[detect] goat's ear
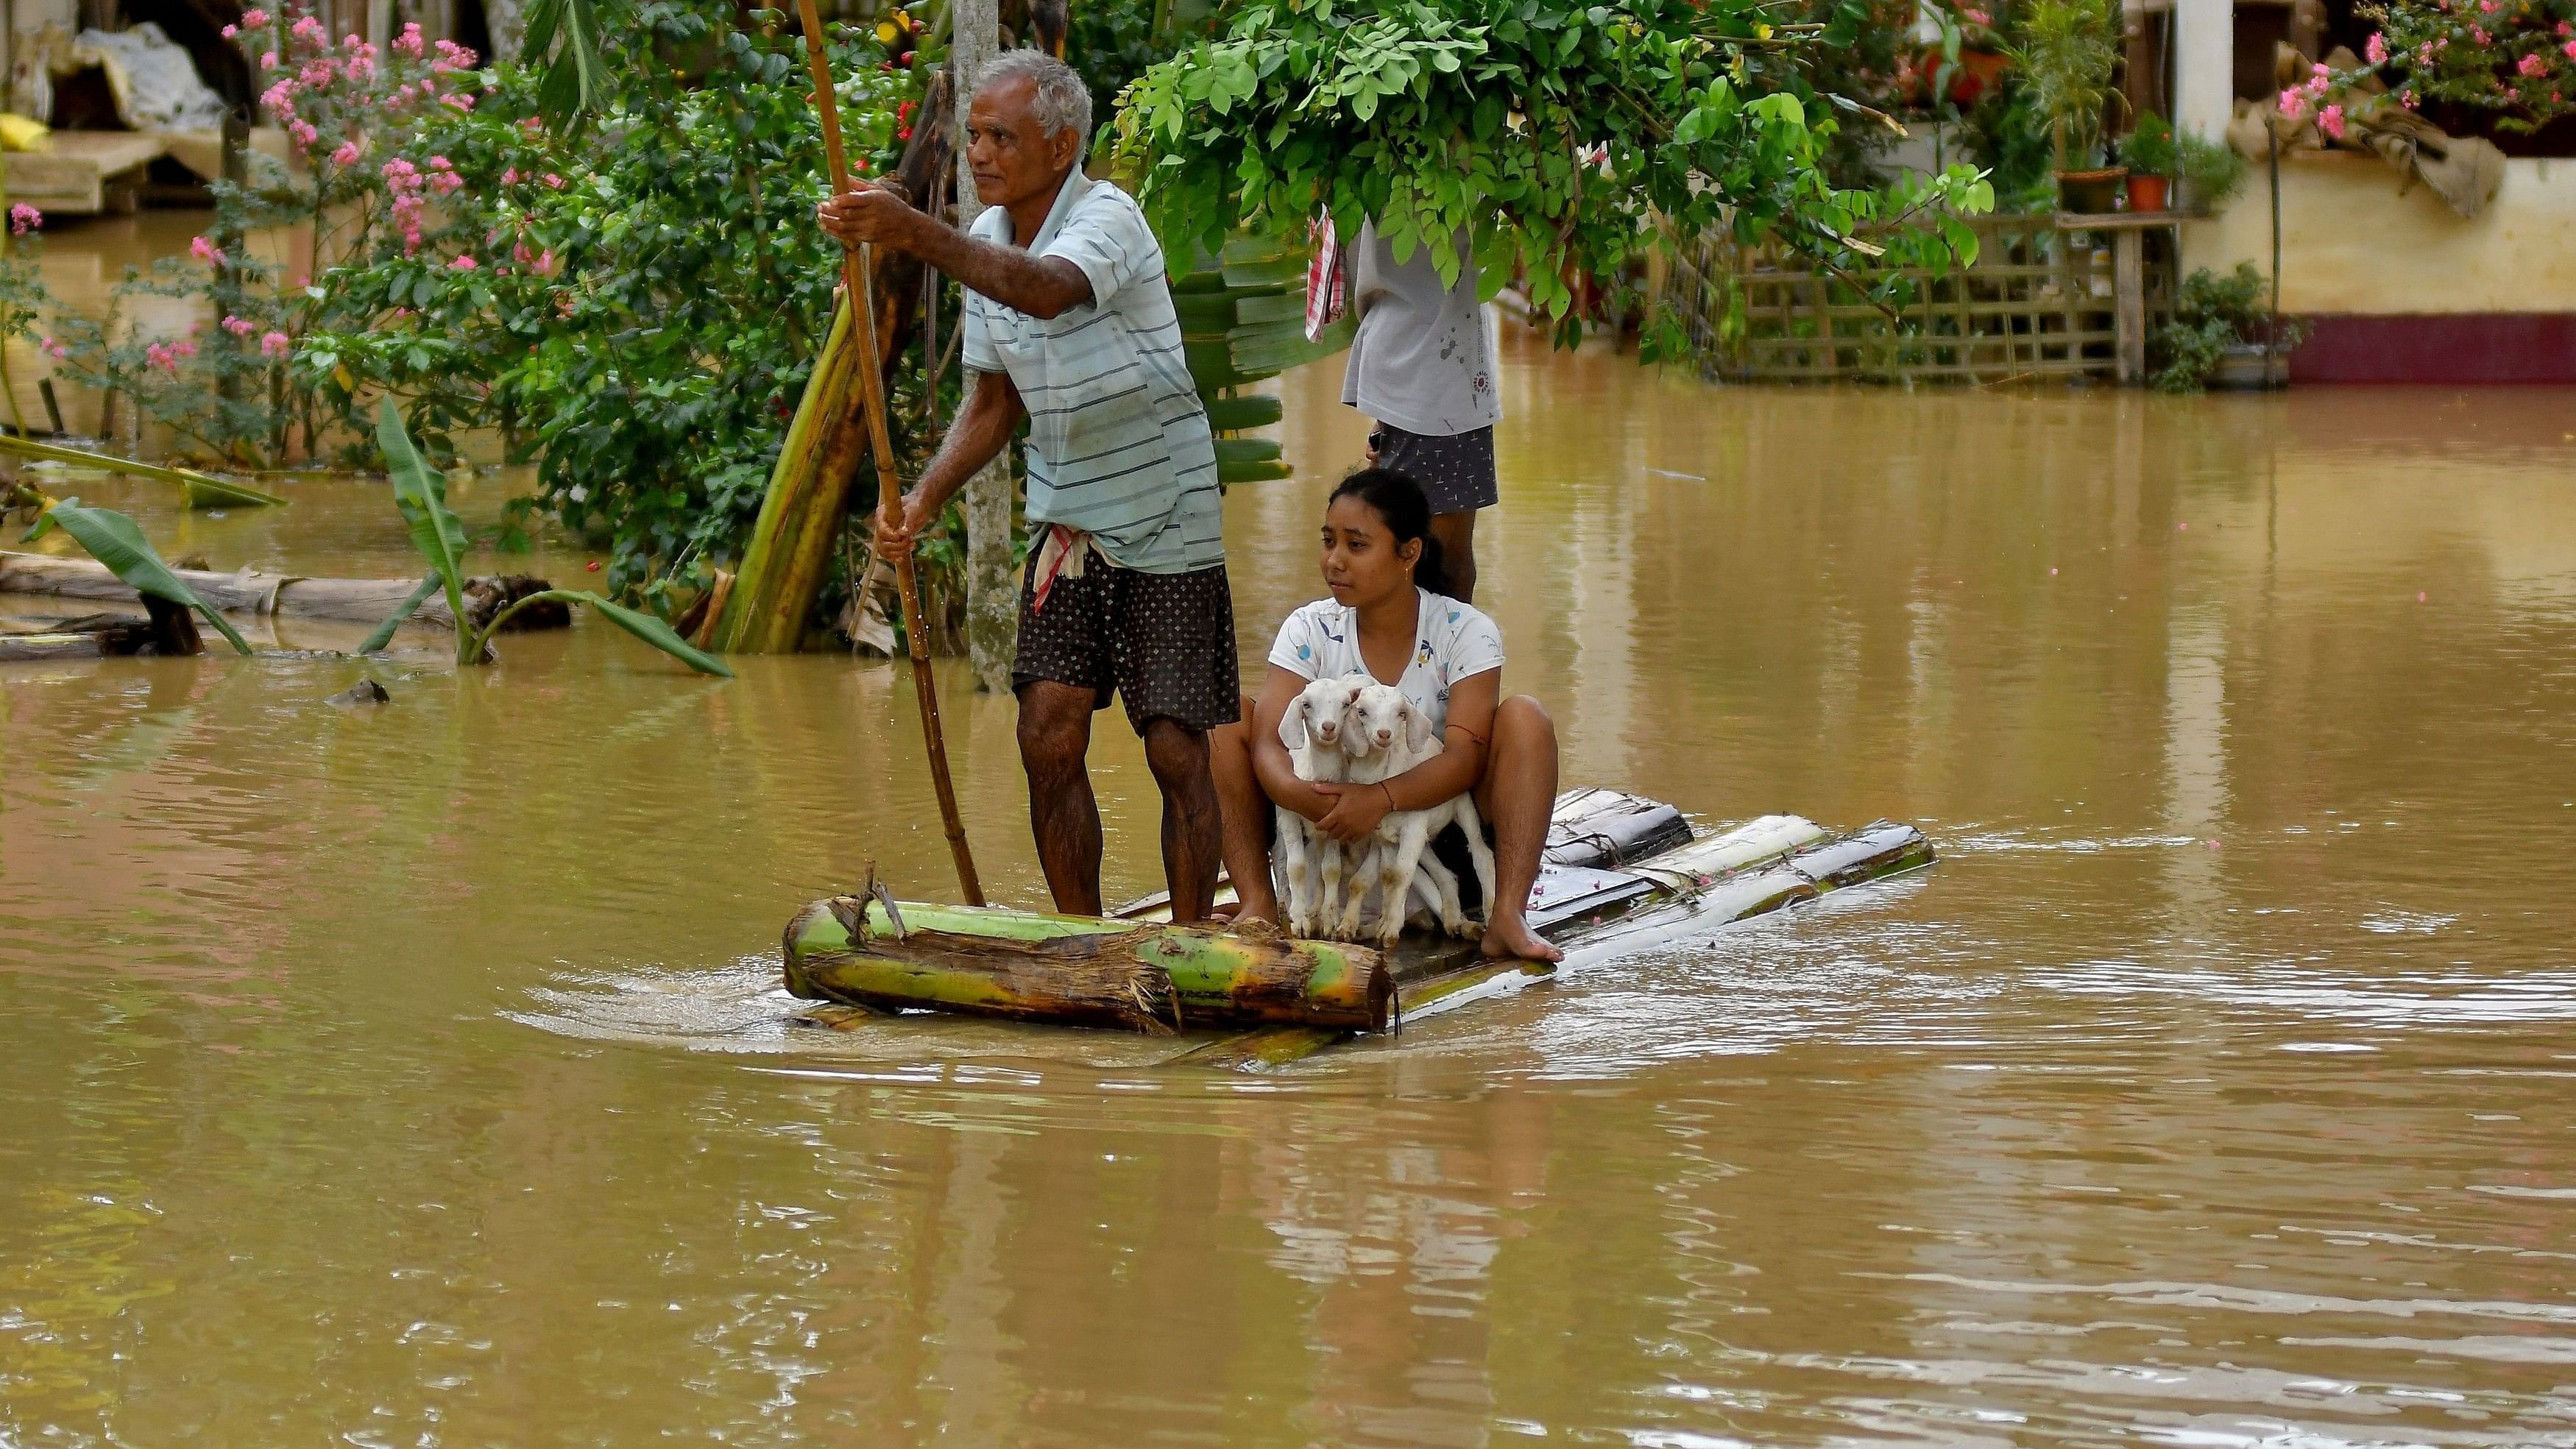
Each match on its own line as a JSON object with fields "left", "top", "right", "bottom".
{"left": 1280, "top": 697, "right": 1309, "bottom": 749}
{"left": 1404, "top": 701, "right": 1434, "bottom": 751}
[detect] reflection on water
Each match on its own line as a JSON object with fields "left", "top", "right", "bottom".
{"left": 6, "top": 310, "right": 2576, "bottom": 1445}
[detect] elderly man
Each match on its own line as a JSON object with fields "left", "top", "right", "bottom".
{"left": 818, "top": 49, "right": 1232, "bottom": 922}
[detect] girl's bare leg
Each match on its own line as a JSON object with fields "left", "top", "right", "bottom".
{"left": 1209, "top": 696, "right": 1280, "bottom": 924}
{"left": 1474, "top": 695, "right": 1564, "bottom": 962}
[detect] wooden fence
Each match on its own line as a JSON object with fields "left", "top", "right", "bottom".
{"left": 1651, "top": 215, "right": 2173, "bottom": 385}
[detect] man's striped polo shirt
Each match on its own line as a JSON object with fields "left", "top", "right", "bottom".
{"left": 960, "top": 171, "right": 1224, "bottom": 575}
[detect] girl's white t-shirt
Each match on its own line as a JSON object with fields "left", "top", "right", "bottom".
{"left": 1267, "top": 588, "right": 1504, "bottom": 734}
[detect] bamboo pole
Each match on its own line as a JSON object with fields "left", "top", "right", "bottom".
{"left": 795, "top": 1, "right": 985, "bottom": 907}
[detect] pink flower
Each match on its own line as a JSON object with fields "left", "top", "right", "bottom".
{"left": 146, "top": 341, "right": 178, "bottom": 373}
{"left": 260, "top": 330, "right": 291, "bottom": 358}
{"left": 173, "top": 339, "right": 198, "bottom": 359}
{"left": 260, "top": 50, "right": 280, "bottom": 69}
{"left": 2472, "top": 27, "right": 2489, "bottom": 44}
{"left": 221, "top": 24, "right": 238, "bottom": 37}
{"left": 222, "top": 313, "right": 256, "bottom": 336}
{"left": 330, "top": 138, "right": 361, "bottom": 166}
{"left": 188, "top": 234, "right": 227, "bottom": 266}
{"left": 534, "top": 248, "right": 556, "bottom": 275}
{"left": 240, "top": 7, "right": 269, "bottom": 24}
{"left": 289, "top": 119, "right": 318, "bottom": 149}
{"left": 450, "top": 254, "right": 478, "bottom": 270}
{"left": 2366, "top": 31, "right": 2388, "bottom": 63}
{"left": 40, "top": 337, "right": 67, "bottom": 360}
{"left": 2318, "top": 102, "right": 2346, "bottom": 138}
{"left": 2277, "top": 90, "right": 2309, "bottom": 120}
{"left": 394, "top": 22, "right": 425, "bottom": 57}
{"left": 2563, "top": 38, "right": 2576, "bottom": 60}
{"left": 1961, "top": 6, "right": 1991, "bottom": 22}
{"left": 8, "top": 202, "right": 38, "bottom": 234}
{"left": 542, "top": 172, "right": 563, "bottom": 189}
{"left": 441, "top": 91, "right": 474, "bottom": 110}
{"left": 290, "top": 15, "right": 324, "bottom": 41}
{"left": 2520, "top": 51, "right": 2549, "bottom": 76}
{"left": 500, "top": 167, "right": 518, "bottom": 185}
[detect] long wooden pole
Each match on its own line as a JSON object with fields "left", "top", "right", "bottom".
{"left": 795, "top": 3, "right": 985, "bottom": 907}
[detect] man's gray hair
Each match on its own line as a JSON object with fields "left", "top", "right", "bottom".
{"left": 977, "top": 50, "right": 1092, "bottom": 146}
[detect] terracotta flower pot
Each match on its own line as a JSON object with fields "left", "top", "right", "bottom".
{"left": 2056, "top": 167, "right": 2128, "bottom": 214}
{"left": 2125, "top": 174, "right": 2171, "bottom": 213}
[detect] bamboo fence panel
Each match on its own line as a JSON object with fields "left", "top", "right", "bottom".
{"left": 1653, "top": 215, "right": 2172, "bottom": 385}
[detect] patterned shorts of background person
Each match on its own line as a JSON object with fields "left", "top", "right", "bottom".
{"left": 1011, "top": 557, "right": 1241, "bottom": 734}
{"left": 1368, "top": 422, "right": 1499, "bottom": 514}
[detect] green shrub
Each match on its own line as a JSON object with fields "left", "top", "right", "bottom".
{"left": 2148, "top": 262, "right": 2305, "bottom": 392}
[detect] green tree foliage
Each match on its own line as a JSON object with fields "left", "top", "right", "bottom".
{"left": 1111, "top": 0, "right": 1991, "bottom": 359}
{"left": 294, "top": 0, "right": 924, "bottom": 600}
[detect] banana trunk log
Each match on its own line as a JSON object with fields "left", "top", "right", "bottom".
{"left": 782, "top": 897, "right": 1393, "bottom": 1033}
{"left": 712, "top": 71, "right": 954, "bottom": 655}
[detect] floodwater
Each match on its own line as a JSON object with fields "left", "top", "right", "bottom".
{"left": 7, "top": 269, "right": 2576, "bottom": 1445}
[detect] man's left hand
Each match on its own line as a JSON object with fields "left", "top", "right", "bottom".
{"left": 817, "top": 181, "right": 918, "bottom": 249}
{"left": 1313, "top": 783, "right": 1393, "bottom": 844}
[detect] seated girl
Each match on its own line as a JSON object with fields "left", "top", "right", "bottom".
{"left": 1211, "top": 469, "right": 1563, "bottom": 961}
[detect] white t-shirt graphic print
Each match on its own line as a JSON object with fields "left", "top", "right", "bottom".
{"left": 1267, "top": 588, "right": 1504, "bottom": 734}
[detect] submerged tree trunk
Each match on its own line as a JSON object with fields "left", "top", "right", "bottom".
{"left": 951, "top": 0, "right": 1019, "bottom": 694}
{"left": 0, "top": 551, "right": 565, "bottom": 634}
{"left": 782, "top": 896, "right": 1394, "bottom": 1032}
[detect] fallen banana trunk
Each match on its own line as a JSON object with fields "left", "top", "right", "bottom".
{"left": 0, "top": 551, "right": 567, "bottom": 634}
{"left": 782, "top": 896, "right": 1393, "bottom": 1033}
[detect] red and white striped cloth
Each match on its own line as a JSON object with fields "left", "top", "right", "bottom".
{"left": 1304, "top": 215, "right": 1346, "bottom": 342}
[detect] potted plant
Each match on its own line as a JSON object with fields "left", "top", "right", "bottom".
{"left": 2119, "top": 111, "right": 2177, "bottom": 212}
{"left": 2175, "top": 130, "right": 2248, "bottom": 213}
{"left": 2007, "top": 0, "right": 2125, "bottom": 212}
{"left": 2149, "top": 263, "right": 2308, "bottom": 392}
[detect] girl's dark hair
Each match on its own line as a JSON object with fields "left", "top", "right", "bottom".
{"left": 1329, "top": 467, "right": 1454, "bottom": 597}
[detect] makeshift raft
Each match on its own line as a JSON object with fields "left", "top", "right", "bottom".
{"left": 782, "top": 790, "right": 1934, "bottom": 1066}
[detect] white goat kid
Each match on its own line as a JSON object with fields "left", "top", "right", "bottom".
{"left": 1336, "top": 683, "right": 1498, "bottom": 945}
{"left": 1275, "top": 674, "right": 1365, "bottom": 936}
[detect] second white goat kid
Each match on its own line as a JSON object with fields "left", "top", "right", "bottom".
{"left": 1275, "top": 674, "right": 1365, "bottom": 936}
{"left": 1334, "top": 681, "right": 1499, "bottom": 945}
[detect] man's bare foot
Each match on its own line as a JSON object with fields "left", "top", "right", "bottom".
{"left": 1479, "top": 911, "right": 1563, "bottom": 963}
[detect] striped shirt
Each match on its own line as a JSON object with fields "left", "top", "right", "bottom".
{"left": 961, "top": 172, "right": 1224, "bottom": 575}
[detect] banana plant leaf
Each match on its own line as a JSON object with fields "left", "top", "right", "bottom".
{"left": 1204, "top": 394, "right": 1283, "bottom": 431}
{"left": 0, "top": 433, "right": 286, "bottom": 507}
{"left": 376, "top": 400, "right": 473, "bottom": 662}
{"left": 472, "top": 588, "right": 734, "bottom": 678}
{"left": 356, "top": 573, "right": 445, "bottom": 653}
{"left": 1214, "top": 438, "right": 1281, "bottom": 468}
{"left": 1231, "top": 312, "right": 1354, "bottom": 378}
{"left": 22, "top": 497, "right": 252, "bottom": 654}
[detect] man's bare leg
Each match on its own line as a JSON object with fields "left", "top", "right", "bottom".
{"left": 1429, "top": 510, "right": 1479, "bottom": 603}
{"left": 1473, "top": 695, "right": 1563, "bottom": 961}
{"left": 1141, "top": 716, "right": 1222, "bottom": 923}
{"left": 1208, "top": 697, "right": 1279, "bottom": 924}
{"left": 1017, "top": 679, "right": 1103, "bottom": 915}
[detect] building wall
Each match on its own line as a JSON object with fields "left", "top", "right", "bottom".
{"left": 2181, "top": 152, "right": 2576, "bottom": 380}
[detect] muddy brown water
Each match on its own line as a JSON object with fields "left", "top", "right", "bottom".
{"left": 7, "top": 283, "right": 2576, "bottom": 1444}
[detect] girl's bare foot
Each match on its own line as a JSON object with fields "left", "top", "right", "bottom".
{"left": 1479, "top": 910, "right": 1563, "bottom": 963}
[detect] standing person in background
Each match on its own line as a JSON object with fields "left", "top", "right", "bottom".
{"left": 1341, "top": 220, "right": 1501, "bottom": 602}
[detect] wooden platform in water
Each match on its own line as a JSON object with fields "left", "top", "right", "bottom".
{"left": 4, "top": 131, "right": 167, "bottom": 215}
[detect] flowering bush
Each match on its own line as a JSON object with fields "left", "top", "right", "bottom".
{"left": 2340, "top": 0, "right": 2576, "bottom": 132}
{"left": 45, "top": 6, "right": 486, "bottom": 464}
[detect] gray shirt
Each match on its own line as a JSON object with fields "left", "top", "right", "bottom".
{"left": 1338, "top": 221, "right": 1501, "bottom": 437}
